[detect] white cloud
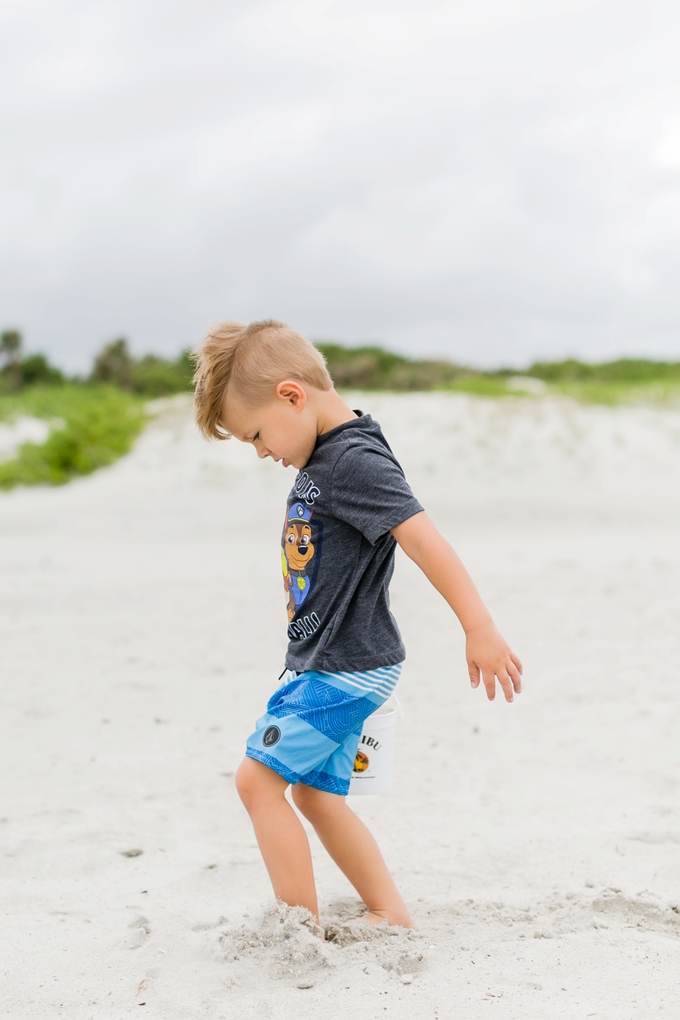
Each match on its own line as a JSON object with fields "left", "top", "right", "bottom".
{"left": 1, "top": 0, "right": 679, "bottom": 369}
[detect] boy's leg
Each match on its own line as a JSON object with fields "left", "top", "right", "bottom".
{"left": 235, "top": 757, "right": 319, "bottom": 923}
{"left": 291, "top": 783, "right": 414, "bottom": 928}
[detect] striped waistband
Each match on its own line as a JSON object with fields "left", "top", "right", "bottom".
{"left": 290, "top": 662, "right": 403, "bottom": 700}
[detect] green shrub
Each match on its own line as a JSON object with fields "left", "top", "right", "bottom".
{"left": 89, "top": 338, "right": 194, "bottom": 396}
{"left": 131, "top": 350, "right": 194, "bottom": 396}
{"left": 316, "top": 342, "right": 680, "bottom": 403}
{"left": 316, "top": 343, "right": 463, "bottom": 391}
{"left": 526, "top": 357, "right": 680, "bottom": 385}
{"left": 18, "top": 353, "right": 65, "bottom": 387}
{"left": 91, "top": 338, "right": 135, "bottom": 387}
{"left": 0, "top": 385, "right": 146, "bottom": 489}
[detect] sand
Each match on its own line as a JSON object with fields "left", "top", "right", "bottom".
{"left": 1, "top": 392, "right": 679, "bottom": 1019}
{"left": 0, "top": 415, "right": 51, "bottom": 461}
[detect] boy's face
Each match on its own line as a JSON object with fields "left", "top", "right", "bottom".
{"left": 222, "top": 383, "right": 317, "bottom": 470}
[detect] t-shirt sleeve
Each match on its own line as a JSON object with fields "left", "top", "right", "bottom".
{"left": 330, "top": 444, "right": 424, "bottom": 544}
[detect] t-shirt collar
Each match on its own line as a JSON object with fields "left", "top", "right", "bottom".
{"left": 315, "top": 411, "right": 371, "bottom": 447}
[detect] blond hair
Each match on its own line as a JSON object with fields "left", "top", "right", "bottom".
{"left": 192, "top": 319, "right": 332, "bottom": 439}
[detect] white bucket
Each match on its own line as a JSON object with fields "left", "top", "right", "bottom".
{"left": 348, "top": 700, "right": 398, "bottom": 796}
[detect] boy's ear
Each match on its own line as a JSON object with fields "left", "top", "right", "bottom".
{"left": 275, "top": 380, "right": 307, "bottom": 408}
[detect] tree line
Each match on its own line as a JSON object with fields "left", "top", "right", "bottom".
{"left": 0, "top": 331, "right": 193, "bottom": 396}
{"left": 2, "top": 328, "right": 680, "bottom": 396}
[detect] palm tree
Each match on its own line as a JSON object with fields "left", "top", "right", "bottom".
{"left": 0, "top": 329, "right": 22, "bottom": 366}
{"left": 0, "top": 329, "right": 22, "bottom": 390}
{"left": 91, "top": 337, "right": 134, "bottom": 388}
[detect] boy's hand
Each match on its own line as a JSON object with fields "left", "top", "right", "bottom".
{"left": 391, "top": 513, "right": 523, "bottom": 702}
{"left": 465, "top": 619, "right": 523, "bottom": 703}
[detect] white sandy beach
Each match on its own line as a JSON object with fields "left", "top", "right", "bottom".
{"left": 1, "top": 392, "right": 680, "bottom": 1020}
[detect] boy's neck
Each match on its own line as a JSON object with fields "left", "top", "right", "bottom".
{"left": 314, "top": 388, "right": 360, "bottom": 437}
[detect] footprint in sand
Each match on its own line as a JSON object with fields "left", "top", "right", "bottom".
{"left": 126, "top": 915, "right": 151, "bottom": 950}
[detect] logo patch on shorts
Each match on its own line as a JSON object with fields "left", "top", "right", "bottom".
{"left": 263, "top": 725, "right": 281, "bottom": 748}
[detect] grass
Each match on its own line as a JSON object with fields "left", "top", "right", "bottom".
{"left": 0, "top": 384, "right": 147, "bottom": 490}
{"left": 439, "top": 375, "right": 519, "bottom": 398}
{"left": 440, "top": 375, "right": 680, "bottom": 405}
{"left": 539, "top": 379, "right": 680, "bottom": 406}
{"left": 1, "top": 345, "right": 679, "bottom": 493}
{"left": 521, "top": 357, "right": 680, "bottom": 406}
{"left": 317, "top": 344, "right": 680, "bottom": 406}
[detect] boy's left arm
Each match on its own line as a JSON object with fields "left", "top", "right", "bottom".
{"left": 391, "top": 511, "right": 522, "bottom": 702}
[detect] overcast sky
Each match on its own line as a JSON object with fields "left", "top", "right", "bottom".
{"left": 2, "top": 0, "right": 680, "bottom": 370}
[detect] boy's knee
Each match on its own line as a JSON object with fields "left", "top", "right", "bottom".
{"left": 234, "top": 759, "right": 255, "bottom": 807}
{"left": 235, "top": 757, "right": 285, "bottom": 811}
{"left": 291, "top": 783, "right": 343, "bottom": 821}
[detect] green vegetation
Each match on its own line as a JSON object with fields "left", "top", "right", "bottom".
{"left": 523, "top": 356, "right": 680, "bottom": 384}
{"left": 1, "top": 324, "right": 679, "bottom": 493}
{"left": 520, "top": 357, "right": 680, "bottom": 406}
{"left": 0, "top": 385, "right": 147, "bottom": 489}
{"left": 2, "top": 329, "right": 65, "bottom": 390}
{"left": 1, "top": 331, "right": 192, "bottom": 398}
{"left": 317, "top": 342, "right": 523, "bottom": 396}
{"left": 315, "top": 343, "right": 462, "bottom": 391}
{"left": 317, "top": 343, "right": 680, "bottom": 405}
{"left": 90, "top": 338, "right": 193, "bottom": 396}
{"left": 0, "top": 331, "right": 191, "bottom": 491}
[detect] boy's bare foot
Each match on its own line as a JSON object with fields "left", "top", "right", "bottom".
{"left": 354, "top": 909, "right": 416, "bottom": 929}
{"left": 358, "top": 911, "right": 388, "bottom": 926}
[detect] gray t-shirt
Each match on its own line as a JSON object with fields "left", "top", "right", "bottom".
{"left": 282, "top": 413, "right": 423, "bottom": 673}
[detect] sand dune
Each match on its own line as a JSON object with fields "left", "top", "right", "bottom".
{"left": 0, "top": 415, "right": 51, "bottom": 461}
{"left": 1, "top": 393, "right": 679, "bottom": 1019}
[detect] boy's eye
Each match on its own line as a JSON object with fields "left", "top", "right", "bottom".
{"left": 252, "top": 432, "right": 260, "bottom": 442}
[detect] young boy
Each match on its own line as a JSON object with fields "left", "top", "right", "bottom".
{"left": 193, "top": 319, "right": 522, "bottom": 930}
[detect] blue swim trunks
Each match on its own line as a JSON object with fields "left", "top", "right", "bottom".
{"left": 245, "top": 664, "right": 403, "bottom": 796}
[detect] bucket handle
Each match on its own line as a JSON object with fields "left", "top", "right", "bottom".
{"left": 392, "top": 693, "right": 405, "bottom": 720}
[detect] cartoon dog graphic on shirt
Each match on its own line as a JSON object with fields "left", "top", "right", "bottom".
{"left": 282, "top": 502, "right": 316, "bottom": 623}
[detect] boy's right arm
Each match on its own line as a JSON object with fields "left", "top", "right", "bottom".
{"left": 391, "top": 511, "right": 523, "bottom": 702}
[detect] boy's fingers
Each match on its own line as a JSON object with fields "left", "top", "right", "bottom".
{"left": 510, "top": 652, "right": 523, "bottom": 674}
{"left": 508, "top": 662, "right": 522, "bottom": 693}
{"left": 468, "top": 662, "right": 481, "bottom": 688}
{"left": 497, "top": 669, "right": 514, "bottom": 703}
{"left": 482, "top": 668, "right": 496, "bottom": 700}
